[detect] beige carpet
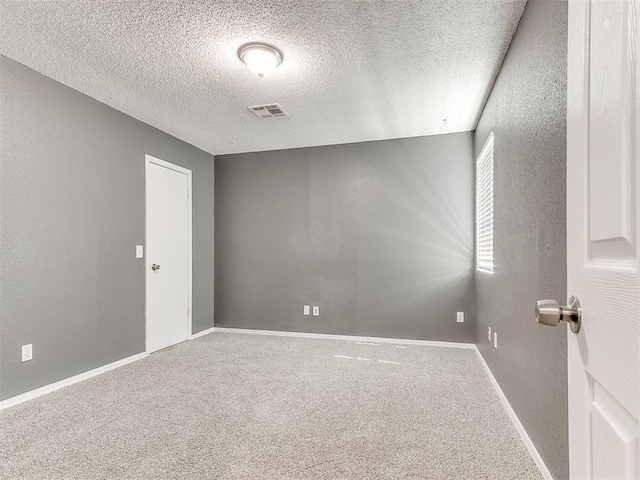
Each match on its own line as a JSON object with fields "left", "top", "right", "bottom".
{"left": 0, "top": 332, "right": 542, "bottom": 479}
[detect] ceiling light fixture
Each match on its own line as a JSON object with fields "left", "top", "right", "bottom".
{"left": 237, "top": 42, "right": 283, "bottom": 78}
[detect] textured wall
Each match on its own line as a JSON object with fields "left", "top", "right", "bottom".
{"left": 474, "top": 0, "right": 568, "bottom": 478}
{"left": 215, "top": 133, "right": 475, "bottom": 341}
{"left": 0, "top": 56, "right": 215, "bottom": 401}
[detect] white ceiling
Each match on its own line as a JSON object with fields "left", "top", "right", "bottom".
{"left": 0, "top": 1, "right": 526, "bottom": 156}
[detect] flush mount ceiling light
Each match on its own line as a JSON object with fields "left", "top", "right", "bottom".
{"left": 237, "top": 42, "right": 284, "bottom": 78}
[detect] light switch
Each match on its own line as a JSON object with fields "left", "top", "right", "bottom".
{"left": 312, "top": 306, "right": 319, "bottom": 317}
{"left": 303, "top": 305, "right": 310, "bottom": 316}
{"left": 136, "top": 245, "right": 144, "bottom": 258}
{"left": 456, "top": 312, "right": 464, "bottom": 323}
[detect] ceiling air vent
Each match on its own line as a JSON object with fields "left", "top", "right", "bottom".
{"left": 249, "top": 103, "right": 288, "bottom": 119}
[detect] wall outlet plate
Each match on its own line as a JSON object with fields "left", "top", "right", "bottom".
{"left": 487, "top": 326, "right": 492, "bottom": 341}
{"left": 456, "top": 312, "right": 464, "bottom": 323}
{"left": 22, "top": 344, "right": 33, "bottom": 362}
{"left": 136, "top": 245, "right": 144, "bottom": 258}
{"left": 303, "top": 305, "right": 310, "bottom": 316}
{"left": 493, "top": 332, "right": 498, "bottom": 349}
{"left": 312, "top": 306, "right": 319, "bottom": 316}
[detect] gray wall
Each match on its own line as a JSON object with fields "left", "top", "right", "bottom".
{"left": 215, "top": 133, "right": 475, "bottom": 342}
{"left": 0, "top": 56, "right": 215, "bottom": 401}
{"left": 474, "top": 0, "right": 568, "bottom": 478}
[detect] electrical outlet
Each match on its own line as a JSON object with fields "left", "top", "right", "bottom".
{"left": 136, "top": 245, "right": 144, "bottom": 258}
{"left": 303, "top": 305, "right": 310, "bottom": 316}
{"left": 312, "top": 306, "right": 320, "bottom": 317}
{"left": 22, "top": 344, "right": 33, "bottom": 362}
{"left": 456, "top": 312, "right": 464, "bottom": 323}
{"left": 493, "top": 332, "right": 498, "bottom": 349}
{"left": 487, "top": 326, "right": 492, "bottom": 341}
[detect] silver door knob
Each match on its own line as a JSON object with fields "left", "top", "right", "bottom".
{"left": 536, "top": 296, "right": 581, "bottom": 334}
{"left": 151, "top": 264, "right": 161, "bottom": 271}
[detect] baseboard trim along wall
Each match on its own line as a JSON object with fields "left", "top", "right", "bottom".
{"left": 0, "top": 352, "right": 149, "bottom": 412}
{"left": 189, "top": 327, "right": 215, "bottom": 340}
{"left": 1, "top": 326, "right": 220, "bottom": 411}
{"left": 212, "top": 327, "right": 476, "bottom": 349}
{"left": 473, "top": 348, "right": 553, "bottom": 480}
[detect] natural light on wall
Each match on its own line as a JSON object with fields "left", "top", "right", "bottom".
{"left": 476, "top": 132, "right": 494, "bottom": 273}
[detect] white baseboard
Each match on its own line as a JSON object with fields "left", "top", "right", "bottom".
{"left": 2, "top": 325, "right": 214, "bottom": 412}
{"left": 0, "top": 352, "right": 149, "bottom": 412}
{"left": 189, "top": 327, "right": 215, "bottom": 340}
{"left": 212, "top": 327, "right": 476, "bottom": 349}
{"left": 473, "top": 346, "right": 553, "bottom": 480}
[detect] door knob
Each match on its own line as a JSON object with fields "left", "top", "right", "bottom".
{"left": 151, "top": 264, "right": 161, "bottom": 271}
{"left": 536, "top": 296, "right": 581, "bottom": 334}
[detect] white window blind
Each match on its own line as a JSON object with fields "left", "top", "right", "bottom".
{"left": 476, "top": 133, "right": 494, "bottom": 273}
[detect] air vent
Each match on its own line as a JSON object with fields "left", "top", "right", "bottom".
{"left": 249, "top": 103, "right": 288, "bottom": 119}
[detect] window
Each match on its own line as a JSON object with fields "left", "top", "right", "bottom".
{"left": 476, "top": 132, "right": 494, "bottom": 273}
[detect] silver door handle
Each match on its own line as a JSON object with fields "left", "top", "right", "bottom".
{"left": 151, "top": 264, "right": 161, "bottom": 271}
{"left": 536, "top": 295, "right": 581, "bottom": 334}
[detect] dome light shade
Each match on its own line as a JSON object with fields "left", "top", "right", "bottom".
{"left": 237, "top": 42, "right": 283, "bottom": 78}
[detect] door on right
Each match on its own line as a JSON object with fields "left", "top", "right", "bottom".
{"left": 567, "top": 0, "right": 639, "bottom": 478}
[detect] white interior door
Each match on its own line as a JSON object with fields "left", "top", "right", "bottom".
{"left": 567, "top": 0, "right": 640, "bottom": 478}
{"left": 145, "top": 155, "right": 192, "bottom": 353}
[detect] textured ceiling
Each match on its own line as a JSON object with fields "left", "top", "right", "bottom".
{"left": 0, "top": 1, "right": 526, "bottom": 156}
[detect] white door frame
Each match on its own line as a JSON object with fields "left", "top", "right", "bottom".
{"left": 145, "top": 154, "right": 193, "bottom": 352}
